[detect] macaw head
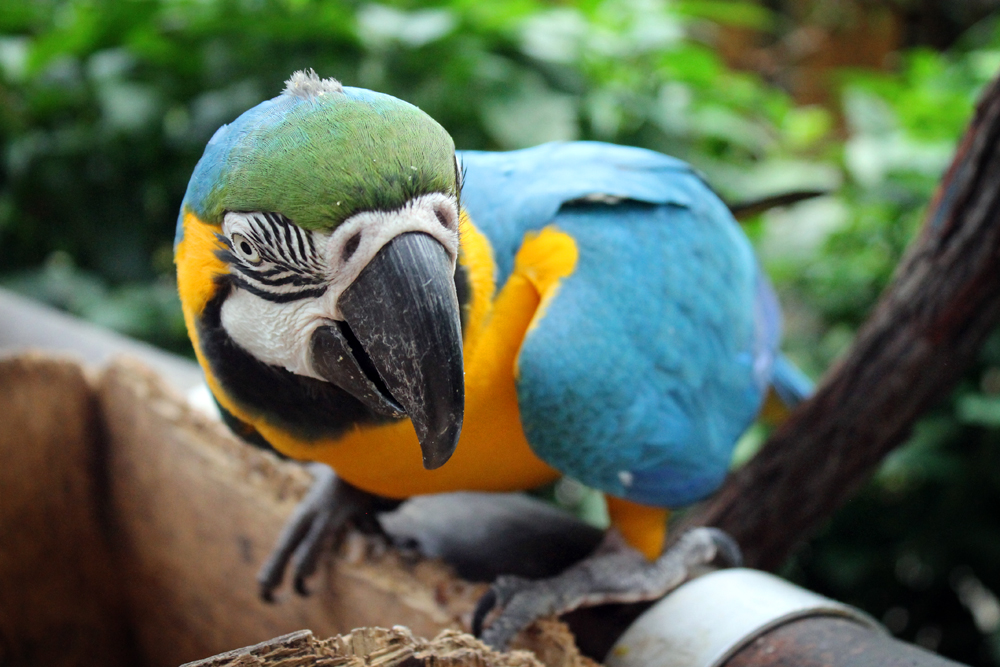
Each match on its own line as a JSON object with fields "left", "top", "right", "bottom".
{"left": 176, "top": 70, "right": 464, "bottom": 470}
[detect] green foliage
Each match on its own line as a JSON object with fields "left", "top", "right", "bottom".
{"left": 0, "top": 0, "right": 822, "bottom": 351}
{"left": 762, "top": 24, "right": 1000, "bottom": 666}
{"left": 4, "top": 1, "right": 1000, "bottom": 664}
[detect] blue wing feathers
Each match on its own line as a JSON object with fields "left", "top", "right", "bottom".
{"left": 461, "top": 142, "right": 785, "bottom": 507}
{"left": 513, "top": 202, "right": 763, "bottom": 506}
{"left": 459, "top": 142, "right": 698, "bottom": 286}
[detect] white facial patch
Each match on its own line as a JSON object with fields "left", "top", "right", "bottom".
{"left": 221, "top": 291, "right": 330, "bottom": 380}
{"left": 218, "top": 192, "right": 460, "bottom": 381}
{"left": 313, "top": 191, "right": 460, "bottom": 320}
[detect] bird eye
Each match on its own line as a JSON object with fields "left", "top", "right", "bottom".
{"left": 231, "top": 232, "right": 261, "bottom": 264}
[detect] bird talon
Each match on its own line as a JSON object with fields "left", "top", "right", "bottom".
{"left": 254, "top": 465, "right": 399, "bottom": 602}
{"left": 473, "top": 527, "right": 745, "bottom": 650}
{"left": 472, "top": 575, "right": 535, "bottom": 640}
{"left": 293, "top": 575, "right": 312, "bottom": 597}
{"left": 673, "top": 526, "right": 743, "bottom": 570}
{"left": 471, "top": 588, "right": 498, "bottom": 637}
{"left": 704, "top": 527, "right": 743, "bottom": 568}
{"left": 474, "top": 576, "right": 561, "bottom": 649}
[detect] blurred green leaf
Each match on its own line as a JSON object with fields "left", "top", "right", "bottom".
{"left": 674, "top": 0, "right": 774, "bottom": 30}
{"left": 958, "top": 395, "right": 1000, "bottom": 428}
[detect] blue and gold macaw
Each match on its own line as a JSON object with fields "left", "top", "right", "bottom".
{"left": 175, "top": 71, "right": 810, "bottom": 648}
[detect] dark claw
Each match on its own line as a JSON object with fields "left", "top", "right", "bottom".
{"left": 257, "top": 463, "right": 337, "bottom": 602}
{"left": 703, "top": 527, "right": 743, "bottom": 568}
{"left": 290, "top": 501, "right": 342, "bottom": 596}
{"left": 472, "top": 575, "right": 537, "bottom": 640}
{"left": 471, "top": 588, "right": 498, "bottom": 637}
{"left": 256, "top": 463, "right": 400, "bottom": 602}
{"left": 473, "top": 526, "right": 744, "bottom": 650}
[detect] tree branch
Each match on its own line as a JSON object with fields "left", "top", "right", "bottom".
{"left": 681, "top": 75, "right": 1000, "bottom": 570}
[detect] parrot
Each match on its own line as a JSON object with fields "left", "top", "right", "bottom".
{"left": 174, "top": 70, "right": 812, "bottom": 649}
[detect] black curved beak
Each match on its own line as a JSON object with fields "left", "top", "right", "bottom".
{"left": 310, "top": 232, "right": 464, "bottom": 470}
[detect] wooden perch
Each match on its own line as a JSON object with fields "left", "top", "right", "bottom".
{"left": 682, "top": 75, "right": 1000, "bottom": 570}
{"left": 0, "top": 354, "right": 597, "bottom": 667}
{"left": 97, "top": 356, "right": 483, "bottom": 664}
{"left": 0, "top": 355, "right": 134, "bottom": 667}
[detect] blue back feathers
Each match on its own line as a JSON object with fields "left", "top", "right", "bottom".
{"left": 460, "top": 142, "right": 780, "bottom": 507}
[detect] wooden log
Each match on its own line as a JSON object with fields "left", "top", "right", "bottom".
{"left": 96, "top": 356, "right": 596, "bottom": 667}
{"left": 97, "top": 357, "right": 483, "bottom": 666}
{"left": 0, "top": 349, "right": 595, "bottom": 667}
{"left": 0, "top": 355, "right": 134, "bottom": 667}
{"left": 680, "top": 75, "right": 1000, "bottom": 569}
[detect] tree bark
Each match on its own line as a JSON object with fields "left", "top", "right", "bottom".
{"left": 680, "top": 75, "right": 1000, "bottom": 570}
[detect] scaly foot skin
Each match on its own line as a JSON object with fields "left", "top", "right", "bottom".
{"left": 257, "top": 462, "right": 401, "bottom": 601}
{"left": 472, "top": 527, "right": 742, "bottom": 650}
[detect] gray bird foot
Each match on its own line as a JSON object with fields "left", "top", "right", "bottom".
{"left": 257, "top": 463, "right": 400, "bottom": 602}
{"left": 472, "top": 526, "right": 742, "bottom": 650}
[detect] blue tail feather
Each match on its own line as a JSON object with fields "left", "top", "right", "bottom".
{"left": 771, "top": 354, "right": 813, "bottom": 408}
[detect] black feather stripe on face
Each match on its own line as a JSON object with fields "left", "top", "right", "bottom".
{"left": 215, "top": 211, "right": 328, "bottom": 303}
{"left": 203, "top": 242, "right": 474, "bottom": 440}
{"left": 228, "top": 274, "right": 328, "bottom": 303}
{"left": 200, "top": 277, "right": 395, "bottom": 441}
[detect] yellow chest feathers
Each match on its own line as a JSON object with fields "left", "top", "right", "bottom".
{"left": 176, "top": 211, "right": 578, "bottom": 498}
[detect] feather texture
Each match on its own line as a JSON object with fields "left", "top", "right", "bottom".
{"left": 460, "top": 143, "right": 776, "bottom": 506}
{"left": 176, "top": 85, "right": 456, "bottom": 246}
{"left": 175, "top": 85, "right": 798, "bottom": 556}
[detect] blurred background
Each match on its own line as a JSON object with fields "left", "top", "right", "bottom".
{"left": 2, "top": 0, "right": 1000, "bottom": 663}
